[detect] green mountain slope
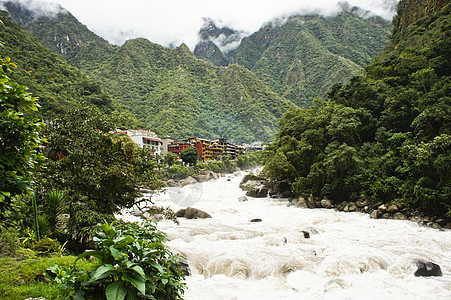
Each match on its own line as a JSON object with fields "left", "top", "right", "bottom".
{"left": 2, "top": 1, "right": 295, "bottom": 142}
{"left": 231, "top": 8, "right": 392, "bottom": 107}
{"left": 89, "top": 40, "right": 294, "bottom": 142}
{"left": 263, "top": 0, "right": 450, "bottom": 216}
{"left": 0, "top": 10, "right": 112, "bottom": 117}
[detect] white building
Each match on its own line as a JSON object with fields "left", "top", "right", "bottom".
{"left": 117, "top": 129, "right": 163, "bottom": 155}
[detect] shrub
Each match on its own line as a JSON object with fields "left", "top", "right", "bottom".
{"left": 47, "top": 221, "right": 186, "bottom": 299}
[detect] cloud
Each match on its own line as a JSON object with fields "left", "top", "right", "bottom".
{"left": 11, "top": 0, "right": 398, "bottom": 50}
{"left": 0, "top": 0, "right": 66, "bottom": 18}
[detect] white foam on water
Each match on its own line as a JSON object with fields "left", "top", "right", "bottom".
{"left": 120, "top": 170, "right": 451, "bottom": 300}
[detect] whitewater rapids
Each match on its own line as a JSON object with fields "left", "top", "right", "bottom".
{"left": 120, "top": 170, "right": 451, "bottom": 300}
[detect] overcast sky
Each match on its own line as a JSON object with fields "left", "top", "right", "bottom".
{"left": 11, "top": 0, "right": 399, "bottom": 50}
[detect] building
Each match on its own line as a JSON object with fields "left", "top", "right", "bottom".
{"left": 117, "top": 129, "right": 163, "bottom": 155}
{"left": 167, "top": 140, "right": 193, "bottom": 158}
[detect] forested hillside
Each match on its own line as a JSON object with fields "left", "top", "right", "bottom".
{"left": 0, "top": 11, "right": 112, "bottom": 117}
{"left": 231, "top": 6, "right": 392, "bottom": 107}
{"left": 262, "top": 0, "right": 450, "bottom": 217}
{"left": 88, "top": 40, "right": 294, "bottom": 142}
{"left": 2, "top": 1, "right": 295, "bottom": 143}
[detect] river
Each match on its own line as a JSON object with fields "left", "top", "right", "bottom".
{"left": 121, "top": 170, "right": 451, "bottom": 299}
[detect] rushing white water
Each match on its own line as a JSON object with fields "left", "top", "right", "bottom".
{"left": 120, "top": 170, "right": 451, "bottom": 300}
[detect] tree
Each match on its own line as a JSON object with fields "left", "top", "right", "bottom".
{"left": 37, "top": 104, "right": 163, "bottom": 243}
{"left": 180, "top": 147, "right": 198, "bottom": 166}
{"left": 164, "top": 152, "right": 178, "bottom": 167}
{"left": 0, "top": 55, "right": 45, "bottom": 217}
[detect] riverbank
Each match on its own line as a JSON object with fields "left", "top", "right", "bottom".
{"left": 131, "top": 170, "right": 451, "bottom": 300}
{"left": 239, "top": 172, "right": 451, "bottom": 231}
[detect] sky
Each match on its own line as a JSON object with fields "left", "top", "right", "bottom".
{"left": 5, "top": 0, "right": 399, "bottom": 50}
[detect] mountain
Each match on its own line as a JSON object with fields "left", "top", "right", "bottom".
{"left": 231, "top": 5, "right": 392, "bottom": 107}
{"left": 1, "top": 1, "right": 295, "bottom": 143}
{"left": 87, "top": 40, "right": 294, "bottom": 143}
{"left": 193, "top": 18, "right": 244, "bottom": 66}
{"left": 0, "top": 10, "right": 113, "bottom": 117}
{"left": 1, "top": 0, "right": 117, "bottom": 71}
{"left": 263, "top": 0, "right": 450, "bottom": 216}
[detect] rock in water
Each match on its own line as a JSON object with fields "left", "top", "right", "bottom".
{"left": 414, "top": 260, "right": 443, "bottom": 277}
{"left": 176, "top": 207, "right": 212, "bottom": 219}
{"left": 250, "top": 218, "right": 262, "bottom": 222}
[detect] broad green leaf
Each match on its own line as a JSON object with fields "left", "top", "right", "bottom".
{"left": 105, "top": 282, "right": 127, "bottom": 300}
{"left": 76, "top": 250, "right": 103, "bottom": 261}
{"left": 91, "top": 264, "right": 116, "bottom": 281}
{"left": 149, "top": 261, "right": 164, "bottom": 273}
{"left": 122, "top": 274, "right": 146, "bottom": 295}
{"left": 129, "top": 265, "right": 146, "bottom": 279}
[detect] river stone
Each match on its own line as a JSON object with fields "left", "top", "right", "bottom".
{"left": 356, "top": 199, "right": 369, "bottom": 208}
{"left": 436, "top": 219, "right": 446, "bottom": 227}
{"left": 348, "top": 202, "right": 358, "bottom": 212}
{"left": 302, "top": 231, "right": 310, "bottom": 239}
{"left": 306, "top": 196, "right": 316, "bottom": 209}
{"left": 294, "top": 197, "right": 308, "bottom": 208}
{"left": 239, "top": 174, "right": 265, "bottom": 191}
{"left": 238, "top": 196, "right": 249, "bottom": 202}
{"left": 372, "top": 202, "right": 383, "bottom": 209}
{"left": 176, "top": 207, "right": 212, "bottom": 219}
{"left": 246, "top": 186, "right": 268, "bottom": 198}
{"left": 179, "top": 176, "right": 198, "bottom": 187}
{"left": 370, "top": 210, "right": 382, "bottom": 219}
{"left": 250, "top": 218, "right": 262, "bottom": 222}
{"left": 393, "top": 212, "right": 407, "bottom": 220}
{"left": 382, "top": 213, "right": 391, "bottom": 219}
{"left": 378, "top": 204, "right": 388, "bottom": 214}
{"left": 414, "top": 260, "right": 443, "bottom": 277}
{"left": 178, "top": 258, "right": 190, "bottom": 276}
{"left": 166, "top": 179, "right": 177, "bottom": 187}
{"left": 321, "top": 198, "right": 333, "bottom": 209}
{"left": 387, "top": 204, "right": 399, "bottom": 214}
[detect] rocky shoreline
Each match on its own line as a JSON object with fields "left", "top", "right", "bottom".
{"left": 239, "top": 174, "right": 451, "bottom": 230}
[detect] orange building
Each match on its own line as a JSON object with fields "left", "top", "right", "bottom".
{"left": 168, "top": 141, "right": 193, "bottom": 158}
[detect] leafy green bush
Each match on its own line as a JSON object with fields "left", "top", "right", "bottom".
{"left": 47, "top": 221, "right": 186, "bottom": 299}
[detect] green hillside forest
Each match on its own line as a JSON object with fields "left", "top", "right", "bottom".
{"left": 262, "top": 1, "right": 451, "bottom": 217}
{"left": 0, "top": 10, "right": 113, "bottom": 117}
{"left": 195, "top": 4, "right": 392, "bottom": 108}
{"left": 1, "top": 1, "right": 294, "bottom": 143}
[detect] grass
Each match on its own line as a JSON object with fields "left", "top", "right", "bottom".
{"left": 0, "top": 250, "right": 96, "bottom": 300}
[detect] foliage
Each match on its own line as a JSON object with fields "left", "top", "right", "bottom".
{"left": 163, "top": 152, "right": 178, "bottom": 167}
{"left": 0, "top": 53, "right": 45, "bottom": 221}
{"left": 0, "top": 252, "right": 95, "bottom": 300}
{"left": 263, "top": 3, "right": 451, "bottom": 217}
{"left": 0, "top": 11, "right": 114, "bottom": 118}
{"left": 180, "top": 147, "right": 198, "bottom": 166}
{"left": 47, "top": 221, "right": 186, "bottom": 299}
{"left": 231, "top": 7, "right": 391, "bottom": 107}
{"left": 36, "top": 104, "right": 164, "bottom": 245}
{"left": 236, "top": 151, "right": 262, "bottom": 169}
{"left": 2, "top": 5, "right": 295, "bottom": 143}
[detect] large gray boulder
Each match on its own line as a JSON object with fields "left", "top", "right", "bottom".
{"left": 176, "top": 207, "right": 212, "bottom": 219}
{"left": 246, "top": 186, "right": 268, "bottom": 198}
{"left": 414, "top": 260, "right": 443, "bottom": 277}
{"left": 321, "top": 198, "right": 333, "bottom": 209}
{"left": 240, "top": 174, "right": 266, "bottom": 192}
{"left": 179, "top": 176, "right": 198, "bottom": 187}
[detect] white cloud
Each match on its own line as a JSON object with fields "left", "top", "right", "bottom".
{"left": 13, "top": 0, "right": 398, "bottom": 49}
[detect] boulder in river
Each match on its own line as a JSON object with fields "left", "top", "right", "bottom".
{"left": 239, "top": 174, "right": 265, "bottom": 192}
{"left": 246, "top": 186, "right": 268, "bottom": 198}
{"left": 393, "top": 212, "right": 407, "bottom": 220}
{"left": 321, "top": 198, "right": 333, "bottom": 209}
{"left": 387, "top": 204, "right": 399, "bottom": 214}
{"left": 250, "top": 218, "right": 262, "bottom": 222}
{"left": 238, "top": 196, "right": 249, "bottom": 202}
{"left": 179, "top": 176, "right": 198, "bottom": 187}
{"left": 370, "top": 210, "right": 382, "bottom": 219}
{"left": 414, "top": 260, "right": 443, "bottom": 277}
{"left": 176, "top": 207, "right": 212, "bottom": 219}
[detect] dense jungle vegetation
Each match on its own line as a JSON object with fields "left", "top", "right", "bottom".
{"left": 262, "top": 2, "right": 451, "bottom": 217}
